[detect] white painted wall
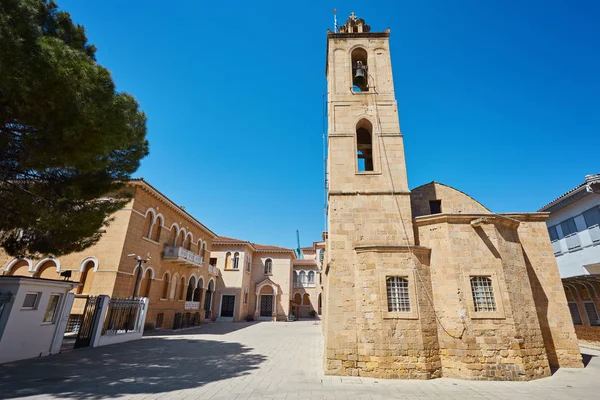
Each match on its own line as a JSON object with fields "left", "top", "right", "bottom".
{"left": 0, "top": 277, "right": 77, "bottom": 364}
{"left": 546, "top": 193, "right": 600, "bottom": 278}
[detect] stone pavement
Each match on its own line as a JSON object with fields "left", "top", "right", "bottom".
{"left": 0, "top": 321, "right": 599, "bottom": 399}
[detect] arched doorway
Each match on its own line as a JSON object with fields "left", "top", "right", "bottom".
{"left": 255, "top": 284, "right": 276, "bottom": 320}
{"left": 78, "top": 260, "right": 97, "bottom": 294}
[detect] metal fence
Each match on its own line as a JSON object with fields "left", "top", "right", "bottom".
{"left": 102, "top": 298, "right": 144, "bottom": 335}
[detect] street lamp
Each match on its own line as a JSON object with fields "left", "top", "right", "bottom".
{"left": 129, "top": 253, "right": 151, "bottom": 299}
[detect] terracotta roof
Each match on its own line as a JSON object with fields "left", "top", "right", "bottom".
{"left": 254, "top": 243, "right": 295, "bottom": 252}
{"left": 301, "top": 246, "right": 315, "bottom": 251}
{"left": 213, "top": 236, "right": 249, "bottom": 244}
{"left": 213, "top": 236, "right": 295, "bottom": 254}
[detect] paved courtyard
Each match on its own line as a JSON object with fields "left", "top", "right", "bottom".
{"left": 0, "top": 321, "right": 599, "bottom": 399}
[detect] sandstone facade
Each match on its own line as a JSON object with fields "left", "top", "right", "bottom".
{"left": 1, "top": 179, "right": 218, "bottom": 330}
{"left": 322, "top": 14, "right": 582, "bottom": 380}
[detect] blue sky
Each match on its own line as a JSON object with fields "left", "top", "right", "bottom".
{"left": 59, "top": 0, "right": 600, "bottom": 249}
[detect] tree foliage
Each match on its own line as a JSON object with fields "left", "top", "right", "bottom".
{"left": 0, "top": 0, "right": 149, "bottom": 257}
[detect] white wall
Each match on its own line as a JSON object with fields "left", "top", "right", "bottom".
{"left": 0, "top": 277, "right": 76, "bottom": 364}
{"left": 547, "top": 194, "right": 600, "bottom": 278}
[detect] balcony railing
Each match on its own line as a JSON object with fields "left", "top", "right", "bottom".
{"left": 293, "top": 281, "right": 316, "bottom": 288}
{"left": 163, "top": 246, "right": 203, "bottom": 267}
{"left": 208, "top": 265, "right": 218, "bottom": 275}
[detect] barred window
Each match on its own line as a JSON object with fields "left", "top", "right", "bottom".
{"left": 583, "top": 301, "right": 600, "bottom": 326}
{"left": 568, "top": 302, "right": 583, "bottom": 325}
{"left": 386, "top": 277, "right": 410, "bottom": 312}
{"left": 470, "top": 276, "right": 497, "bottom": 312}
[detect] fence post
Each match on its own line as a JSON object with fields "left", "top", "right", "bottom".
{"left": 137, "top": 297, "right": 149, "bottom": 332}
{"left": 90, "top": 295, "right": 110, "bottom": 347}
{"left": 50, "top": 292, "right": 74, "bottom": 354}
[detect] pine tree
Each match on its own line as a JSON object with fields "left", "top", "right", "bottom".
{"left": 0, "top": 0, "right": 149, "bottom": 256}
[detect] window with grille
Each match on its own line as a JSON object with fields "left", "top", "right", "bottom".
{"left": 386, "top": 277, "right": 410, "bottom": 312}
{"left": 470, "top": 277, "right": 497, "bottom": 312}
{"left": 568, "top": 302, "right": 583, "bottom": 325}
{"left": 583, "top": 301, "right": 600, "bottom": 326}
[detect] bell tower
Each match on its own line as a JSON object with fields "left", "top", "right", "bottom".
{"left": 323, "top": 13, "right": 439, "bottom": 378}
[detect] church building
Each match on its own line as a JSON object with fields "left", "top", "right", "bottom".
{"left": 321, "top": 13, "right": 583, "bottom": 380}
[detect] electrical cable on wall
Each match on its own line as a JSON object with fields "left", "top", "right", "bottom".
{"left": 367, "top": 75, "right": 466, "bottom": 340}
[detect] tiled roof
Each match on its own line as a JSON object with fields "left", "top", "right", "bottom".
{"left": 213, "top": 236, "right": 295, "bottom": 254}
{"left": 254, "top": 243, "right": 295, "bottom": 252}
{"left": 537, "top": 174, "right": 600, "bottom": 212}
{"left": 213, "top": 236, "right": 249, "bottom": 244}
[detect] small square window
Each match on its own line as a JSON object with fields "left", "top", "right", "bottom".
{"left": 43, "top": 294, "right": 61, "bottom": 323}
{"left": 429, "top": 200, "right": 442, "bottom": 215}
{"left": 22, "top": 292, "right": 40, "bottom": 309}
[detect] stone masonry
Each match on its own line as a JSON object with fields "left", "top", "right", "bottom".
{"left": 322, "top": 13, "right": 582, "bottom": 381}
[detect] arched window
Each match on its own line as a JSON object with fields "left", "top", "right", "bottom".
{"left": 193, "top": 279, "right": 201, "bottom": 302}
{"left": 356, "top": 119, "right": 373, "bottom": 172}
{"left": 233, "top": 252, "right": 240, "bottom": 269}
{"left": 186, "top": 276, "right": 196, "bottom": 301}
{"left": 162, "top": 272, "right": 170, "bottom": 299}
{"left": 78, "top": 261, "right": 97, "bottom": 294}
{"left": 170, "top": 273, "right": 179, "bottom": 299}
{"left": 264, "top": 259, "right": 273, "bottom": 275}
{"left": 132, "top": 266, "right": 143, "bottom": 297}
{"left": 152, "top": 216, "right": 163, "bottom": 242}
{"left": 176, "top": 230, "right": 185, "bottom": 247}
{"left": 36, "top": 260, "right": 60, "bottom": 280}
{"left": 184, "top": 234, "right": 192, "bottom": 250}
{"left": 6, "top": 259, "right": 30, "bottom": 277}
{"left": 225, "top": 252, "right": 232, "bottom": 269}
{"left": 168, "top": 225, "right": 178, "bottom": 246}
{"left": 308, "top": 271, "right": 315, "bottom": 283}
{"left": 293, "top": 293, "right": 302, "bottom": 304}
{"left": 299, "top": 271, "right": 306, "bottom": 284}
{"left": 351, "top": 47, "right": 368, "bottom": 92}
{"left": 303, "top": 293, "right": 311, "bottom": 305}
{"left": 201, "top": 242, "right": 207, "bottom": 259}
{"left": 143, "top": 211, "right": 154, "bottom": 238}
{"left": 178, "top": 276, "right": 186, "bottom": 300}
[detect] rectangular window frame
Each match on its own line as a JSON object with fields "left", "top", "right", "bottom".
{"left": 464, "top": 272, "right": 505, "bottom": 319}
{"left": 378, "top": 270, "right": 419, "bottom": 320}
{"left": 42, "top": 293, "right": 62, "bottom": 324}
{"left": 568, "top": 301, "right": 583, "bottom": 325}
{"left": 583, "top": 300, "right": 600, "bottom": 326}
{"left": 22, "top": 292, "right": 41, "bottom": 310}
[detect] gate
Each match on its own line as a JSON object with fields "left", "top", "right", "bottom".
{"left": 74, "top": 296, "right": 100, "bottom": 349}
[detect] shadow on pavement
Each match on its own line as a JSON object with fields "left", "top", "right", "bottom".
{"left": 0, "top": 337, "right": 266, "bottom": 399}
{"left": 581, "top": 351, "right": 595, "bottom": 368}
{"left": 144, "top": 321, "right": 262, "bottom": 337}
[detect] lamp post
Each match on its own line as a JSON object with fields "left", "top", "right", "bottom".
{"left": 129, "top": 254, "right": 151, "bottom": 299}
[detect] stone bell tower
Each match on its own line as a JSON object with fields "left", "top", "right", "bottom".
{"left": 323, "top": 13, "right": 441, "bottom": 378}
